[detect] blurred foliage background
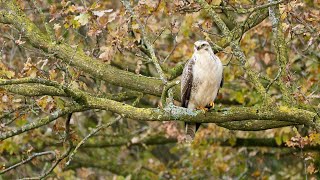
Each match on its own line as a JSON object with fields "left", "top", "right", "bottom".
{"left": 0, "top": 0, "right": 319, "bottom": 179}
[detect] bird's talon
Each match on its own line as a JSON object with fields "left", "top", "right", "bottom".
{"left": 209, "top": 101, "right": 214, "bottom": 108}
{"left": 196, "top": 106, "right": 208, "bottom": 113}
{"left": 205, "top": 101, "right": 215, "bottom": 110}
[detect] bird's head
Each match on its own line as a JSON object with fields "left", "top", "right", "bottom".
{"left": 194, "top": 40, "right": 212, "bottom": 52}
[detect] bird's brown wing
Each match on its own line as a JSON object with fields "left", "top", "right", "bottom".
{"left": 220, "top": 70, "right": 224, "bottom": 88}
{"left": 181, "top": 57, "right": 195, "bottom": 108}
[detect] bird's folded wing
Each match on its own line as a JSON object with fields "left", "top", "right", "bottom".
{"left": 181, "top": 56, "right": 195, "bottom": 108}
{"left": 220, "top": 70, "right": 224, "bottom": 88}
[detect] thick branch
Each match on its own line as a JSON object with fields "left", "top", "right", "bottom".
{"left": 1, "top": 78, "right": 319, "bottom": 135}
{"left": 0, "top": 78, "right": 142, "bottom": 102}
{"left": 86, "top": 98, "right": 318, "bottom": 129}
{"left": 2, "top": 84, "right": 66, "bottom": 96}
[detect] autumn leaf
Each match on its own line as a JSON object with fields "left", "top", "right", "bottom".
{"left": 92, "top": 9, "right": 113, "bottom": 17}
{"left": 74, "top": 13, "right": 90, "bottom": 26}
{"left": 98, "top": 46, "right": 115, "bottom": 63}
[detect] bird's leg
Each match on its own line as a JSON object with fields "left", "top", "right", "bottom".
{"left": 205, "top": 101, "right": 215, "bottom": 110}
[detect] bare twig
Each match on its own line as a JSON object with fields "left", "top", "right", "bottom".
{"left": 178, "top": 0, "right": 285, "bottom": 14}
{"left": 268, "top": 0, "right": 294, "bottom": 105}
{"left": 0, "top": 105, "right": 85, "bottom": 141}
{"left": 266, "top": 68, "right": 282, "bottom": 92}
{"left": 22, "top": 113, "right": 74, "bottom": 179}
{"left": 163, "top": 37, "right": 178, "bottom": 63}
{"left": 121, "top": 0, "right": 167, "bottom": 84}
{"left": 29, "top": 0, "right": 55, "bottom": 41}
{"left": 0, "top": 151, "right": 56, "bottom": 174}
{"left": 152, "top": 27, "right": 166, "bottom": 44}
{"left": 65, "top": 116, "right": 121, "bottom": 166}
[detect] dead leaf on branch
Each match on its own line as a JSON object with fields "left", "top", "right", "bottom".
{"left": 74, "top": 13, "right": 90, "bottom": 26}
{"left": 98, "top": 46, "right": 115, "bottom": 63}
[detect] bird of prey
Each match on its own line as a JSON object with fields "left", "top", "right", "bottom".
{"left": 181, "top": 40, "right": 223, "bottom": 142}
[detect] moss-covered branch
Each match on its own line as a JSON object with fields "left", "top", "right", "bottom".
{"left": 1, "top": 78, "right": 319, "bottom": 136}
{"left": 1, "top": 82, "right": 141, "bottom": 102}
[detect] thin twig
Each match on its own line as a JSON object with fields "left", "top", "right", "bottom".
{"left": 223, "top": 53, "right": 234, "bottom": 66}
{"left": 152, "top": 27, "right": 166, "bottom": 44}
{"left": 179, "top": 0, "right": 285, "bottom": 14}
{"left": 65, "top": 116, "right": 121, "bottom": 166}
{"left": 163, "top": 35, "right": 179, "bottom": 63}
{"left": 0, "top": 151, "right": 56, "bottom": 174}
{"left": 21, "top": 113, "right": 74, "bottom": 179}
{"left": 29, "top": 0, "right": 56, "bottom": 41}
{"left": 0, "top": 105, "right": 28, "bottom": 121}
{"left": 121, "top": 0, "right": 167, "bottom": 84}
{"left": 0, "top": 105, "right": 85, "bottom": 141}
{"left": 266, "top": 69, "right": 282, "bottom": 92}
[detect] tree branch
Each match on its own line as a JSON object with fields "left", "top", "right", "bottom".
{"left": 66, "top": 117, "right": 120, "bottom": 166}
{"left": 22, "top": 113, "right": 74, "bottom": 179}
{"left": 0, "top": 105, "right": 86, "bottom": 141}
{"left": 81, "top": 136, "right": 320, "bottom": 151}
{"left": 0, "top": 78, "right": 142, "bottom": 102}
{"left": 121, "top": 0, "right": 167, "bottom": 84}
{"left": 268, "top": 0, "right": 294, "bottom": 105}
{"left": 66, "top": 157, "right": 132, "bottom": 177}
{"left": 0, "top": 151, "right": 56, "bottom": 174}
{"left": 178, "top": 0, "right": 285, "bottom": 14}
{"left": 1, "top": 78, "right": 319, "bottom": 135}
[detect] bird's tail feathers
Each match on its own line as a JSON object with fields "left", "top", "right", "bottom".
{"left": 185, "top": 123, "right": 196, "bottom": 143}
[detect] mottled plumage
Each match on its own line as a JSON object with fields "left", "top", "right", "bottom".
{"left": 181, "top": 40, "right": 223, "bottom": 142}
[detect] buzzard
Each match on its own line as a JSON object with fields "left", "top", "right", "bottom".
{"left": 181, "top": 40, "right": 223, "bottom": 142}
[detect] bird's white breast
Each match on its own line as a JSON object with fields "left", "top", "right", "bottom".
{"left": 188, "top": 51, "right": 223, "bottom": 109}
